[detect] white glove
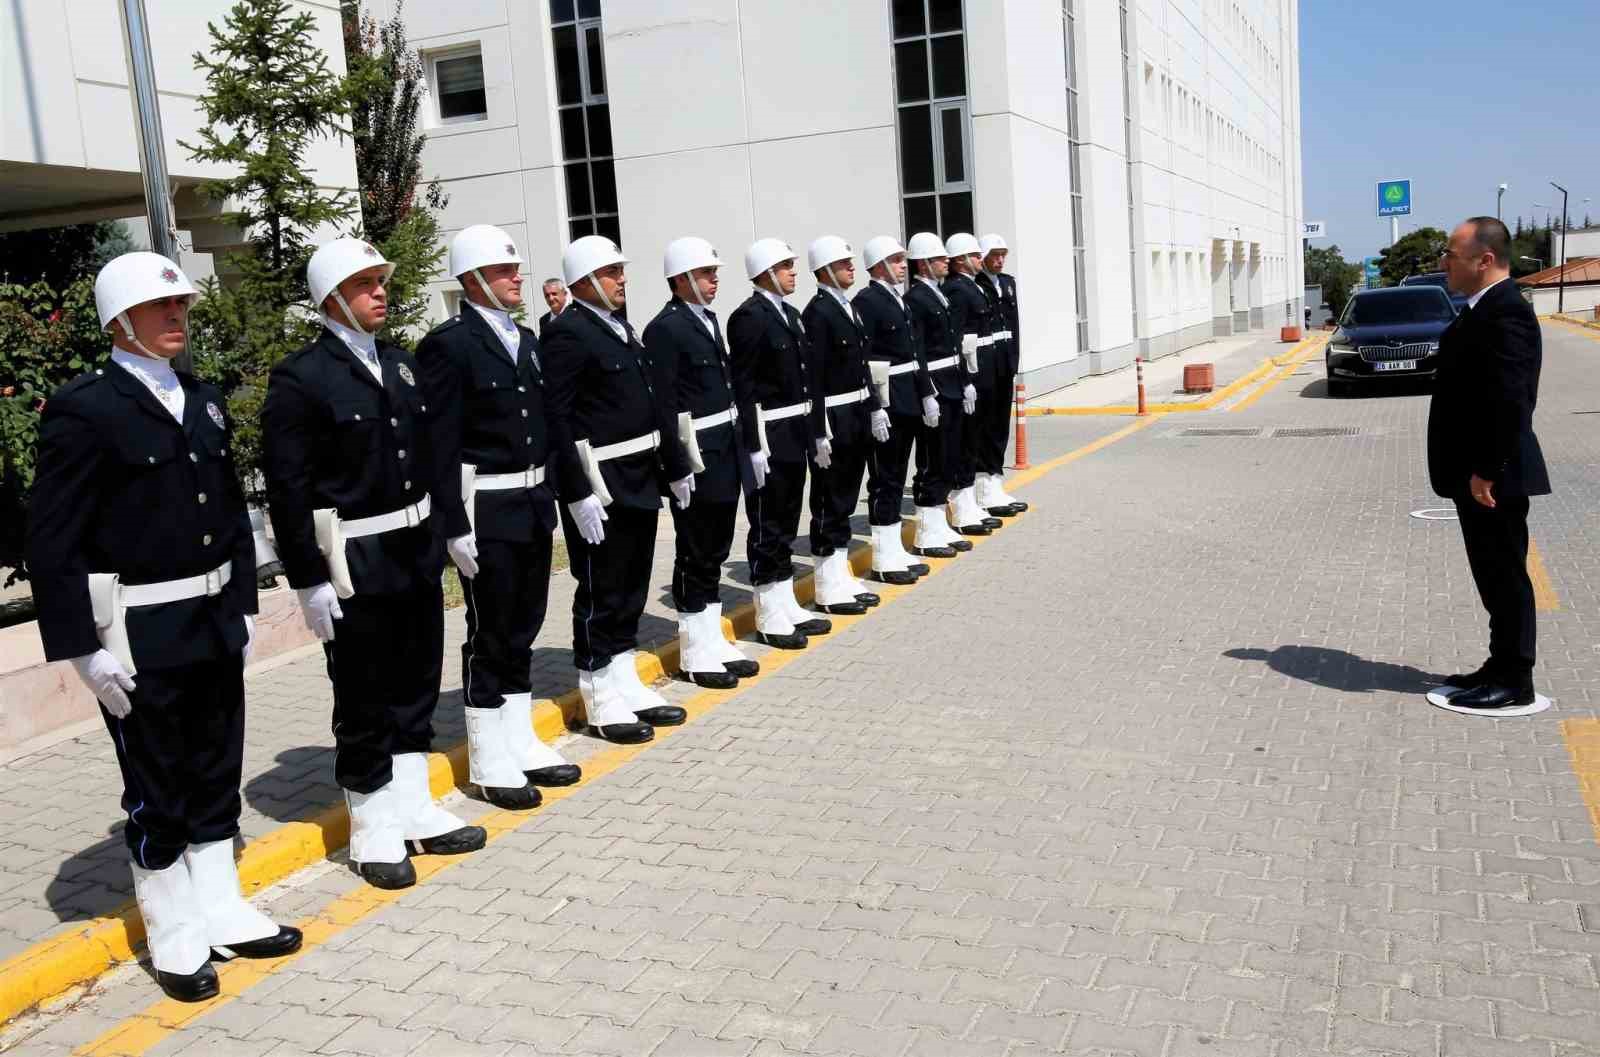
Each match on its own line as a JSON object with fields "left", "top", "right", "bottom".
{"left": 243, "top": 614, "right": 255, "bottom": 663}
{"left": 569, "top": 494, "right": 609, "bottom": 546}
{"left": 963, "top": 384, "right": 977, "bottom": 415}
{"left": 870, "top": 409, "right": 891, "bottom": 443}
{"left": 669, "top": 475, "right": 695, "bottom": 510}
{"left": 448, "top": 533, "right": 480, "bottom": 579}
{"left": 71, "top": 649, "right": 137, "bottom": 718}
{"left": 296, "top": 582, "right": 343, "bottom": 642}
{"left": 921, "top": 395, "right": 940, "bottom": 428}
{"left": 749, "top": 450, "right": 770, "bottom": 490}
{"left": 813, "top": 436, "right": 833, "bottom": 470}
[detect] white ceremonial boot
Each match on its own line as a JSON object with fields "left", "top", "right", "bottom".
{"left": 463, "top": 708, "right": 539, "bottom": 810}
{"left": 911, "top": 506, "right": 957, "bottom": 558}
{"left": 130, "top": 857, "right": 215, "bottom": 1000}
{"left": 581, "top": 663, "right": 652, "bottom": 743}
{"left": 755, "top": 580, "right": 806, "bottom": 648}
{"left": 813, "top": 551, "right": 867, "bottom": 614}
{"left": 391, "top": 752, "right": 486, "bottom": 855}
{"left": 680, "top": 611, "right": 737, "bottom": 689}
{"left": 706, "top": 603, "right": 759, "bottom": 676}
{"left": 502, "top": 692, "right": 580, "bottom": 786}
{"left": 184, "top": 839, "right": 300, "bottom": 959}
{"left": 869, "top": 523, "right": 916, "bottom": 585}
{"left": 614, "top": 650, "right": 686, "bottom": 726}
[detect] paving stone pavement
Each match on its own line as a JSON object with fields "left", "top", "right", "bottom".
{"left": 7, "top": 322, "right": 1600, "bottom": 1056}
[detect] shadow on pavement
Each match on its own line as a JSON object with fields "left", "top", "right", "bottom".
{"left": 1225, "top": 645, "right": 1443, "bottom": 694}
{"left": 45, "top": 826, "right": 134, "bottom": 924}
{"left": 243, "top": 746, "right": 341, "bottom": 823}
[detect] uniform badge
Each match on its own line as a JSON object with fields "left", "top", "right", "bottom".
{"left": 206, "top": 401, "right": 224, "bottom": 429}
{"left": 362, "top": 243, "right": 379, "bottom": 257}
{"left": 398, "top": 364, "right": 416, "bottom": 386}
{"left": 505, "top": 243, "right": 517, "bottom": 255}
{"left": 160, "top": 267, "right": 180, "bottom": 284}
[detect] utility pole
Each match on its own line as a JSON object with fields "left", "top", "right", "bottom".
{"left": 1551, "top": 181, "right": 1569, "bottom": 314}
{"left": 1497, "top": 182, "right": 1508, "bottom": 220}
{"left": 117, "top": 0, "right": 190, "bottom": 373}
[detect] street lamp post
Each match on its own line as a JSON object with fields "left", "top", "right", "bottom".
{"left": 1551, "top": 182, "right": 1570, "bottom": 314}
{"left": 1498, "top": 182, "right": 1508, "bottom": 219}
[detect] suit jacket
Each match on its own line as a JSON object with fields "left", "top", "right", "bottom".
{"left": 853, "top": 280, "right": 935, "bottom": 416}
{"left": 943, "top": 272, "right": 1002, "bottom": 392}
{"left": 1426, "top": 277, "right": 1549, "bottom": 499}
{"left": 727, "top": 291, "right": 816, "bottom": 464}
{"left": 415, "top": 307, "right": 557, "bottom": 543}
{"left": 26, "top": 363, "right": 255, "bottom": 668}
{"left": 976, "top": 270, "right": 1021, "bottom": 376}
{"left": 802, "top": 290, "right": 875, "bottom": 449}
{"left": 642, "top": 297, "right": 743, "bottom": 503}
{"left": 538, "top": 309, "right": 564, "bottom": 335}
{"left": 541, "top": 302, "right": 688, "bottom": 511}
{"left": 905, "top": 279, "right": 966, "bottom": 400}
{"left": 261, "top": 329, "right": 445, "bottom": 595}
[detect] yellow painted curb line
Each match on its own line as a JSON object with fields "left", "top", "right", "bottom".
{"left": 1562, "top": 719, "right": 1600, "bottom": 847}
{"left": 1228, "top": 335, "right": 1328, "bottom": 413}
{"left": 1020, "top": 334, "right": 1326, "bottom": 417}
{"left": 1551, "top": 314, "right": 1600, "bottom": 337}
{"left": 1529, "top": 540, "right": 1560, "bottom": 612}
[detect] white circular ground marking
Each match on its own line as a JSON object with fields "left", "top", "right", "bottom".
{"left": 1410, "top": 508, "right": 1459, "bottom": 521}
{"left": 1425, "top": 686, "right": 1552, "bottom": 717}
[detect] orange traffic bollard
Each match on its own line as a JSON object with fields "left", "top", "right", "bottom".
{"left": 1013, "top": 383, "right": 1029, "bottom": 469}
{"left": 1136, "top": 357, "right": 1147, "bottom": 416}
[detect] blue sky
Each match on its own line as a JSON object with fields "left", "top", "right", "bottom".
{"left": 1299, "top": 1, "right": 1599, "bottom": 264}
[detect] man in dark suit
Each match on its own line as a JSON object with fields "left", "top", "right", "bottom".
{"left": 644, "top": 237, "right": 761, "bottom": 688}
{"left": 1428, "top": 216, "right": 1550, "bottom": 713}
{"left": 417, "top": 225, "right": 579, "bottom": 810}
{"left": 542, "top": 235, "right": 692, "bottom": 743}
{"left": 538, "top": 278, "right": 568, "bottom": 334}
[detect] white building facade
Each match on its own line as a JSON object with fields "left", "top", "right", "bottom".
{"left": 383, "top": 0, "right": 1303, "bottom": 394}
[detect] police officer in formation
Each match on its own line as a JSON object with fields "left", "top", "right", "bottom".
{"left": 643, "top": 238, "right": 762, "bottom": 689}
{"left": 903, "top": 233, "right": 976, "bottom": 556}
{"left": 27, "top": 253, "right": 301, "bottom": 1002}
{"left": 974, "top": 234, "right": 1028, "bottom": 516}
{"left": 941, "top": 233, "right": 1009, "bottom": 535}
{"left": 541, "top": 235, "right": 691, "bottom": 744}
{"left": 415, "top": 225, "right": 580, "bottom": 813}
{"left": 262, "top": 238, "right": 486, "bottom": 893}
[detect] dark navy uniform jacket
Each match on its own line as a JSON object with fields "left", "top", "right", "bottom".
{"left": 541, "top": 302, "right": 690, "bottom": 512}
{"left": 906, "top": 279, "right": 967, "bottom": 401}
{"left": 976, "top": 270, "right": 1021, "bottom": 377}
{"left": 415, "top": 307, "right": 557, "bottom": 543}
{"left": 943, "top": 272, "right": 1002, "bottom": 393}
{"left": 26, "top": 362, "right": 254, "bottom": 668}
{"left": 853, "top": 280, "right": 934, "bottom": 416}
{"left": 727, "top": 292, "right": 816, "bottom": 465}
{"left": 801, "top": 290, "right": 875, "bottom": 449}
{"left": 261, "top": 329, "right": 446, "bottom": 596}
{"left": 642, "top": 297, "right": 743, "bottom": 504}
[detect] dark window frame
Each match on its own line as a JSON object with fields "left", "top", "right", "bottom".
{"left": 429, "top": 46, "right": 488, "bottom": 125}
{"left": 551, "top": 4, "right": 620, "bottom": 243}
{"left": 890, "top": 0, "right": 974, "bottom": 241}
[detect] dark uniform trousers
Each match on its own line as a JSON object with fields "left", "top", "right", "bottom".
{"left": 261, "top": 330, "right": 448, "bottom": 795}
{"left": 643, "top": 299, "right": 746, "bottom": 614}
{"left": 854, "top": 281, "right": 933, "bottom": 528}
{"left": 416, "top": 308, "right": 558, "bottom": 710}
{"left": 728, "top": 292, "right": 817, "bottom": 585}
{"left": 942, "top": 273, "right": 997, "bottom": 490}
{"left": 27, "top": 362, "right": 257, "bottom": 869}
{"left": 542, "top": 304, "right": 689, "bottom": 672}
{"left": 906, "top": 281, "right": 965, "bottom": 508}
{"left": 803, "top": 291, "right": 875, "bottom": 556}
{"left": 975, "top": 271, "right": 1020, "bottom": 476}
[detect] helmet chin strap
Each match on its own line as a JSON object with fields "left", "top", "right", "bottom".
{"left": 114, "top": 312, "right": 158, "bottom": 358}
{"left": 824, "top": 263, "right": 843, "bottom": 290}
{"left": 680, "top": 272, "right": 709, "bottom": 308}
{"left": 330, "top": 291, "right": 373, "bottom": 336}
{"left": 471, "top": 268, "right": 507, "bottom": 312}
{"left": 587, "top": 271, "right": 619, "bottom": 313}
{"left": 765, "top": 268, "right": 784, "bottom": 297}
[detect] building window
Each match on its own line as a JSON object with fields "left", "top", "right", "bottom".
{"left": 430, "top": 47, "right": 487, "bottom": 124}
{"left": 891, "top": 0, "right": 974, "bottom": 240}
{"left": 551, "top": 1, "right": 619, "bottom": 244}
{"left": 1119, "top": 0, "right": 1139, "bottom": 338}
{"left": 1064, "top": 0, "right": 1089, "bottom": 352}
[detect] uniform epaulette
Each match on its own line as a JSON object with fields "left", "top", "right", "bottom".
{"left": 429, "top": 316, "right": 464, "bottom": 335}
{"left": 57, "top": 370, "right": 108, "bottom": 397}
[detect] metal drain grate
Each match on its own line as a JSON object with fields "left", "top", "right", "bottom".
{"left": 1270, "top": 426, "right": 1362, "bottom": 438}
{"left": 1172, "top": 427, "right": 1263, "bottom": 438}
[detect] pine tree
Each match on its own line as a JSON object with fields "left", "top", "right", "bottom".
{"left": 343, "top": 0, "right": 449, "bottom": 340}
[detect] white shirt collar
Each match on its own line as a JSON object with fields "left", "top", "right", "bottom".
{"left": 821, "top": 284, "right": 852, "bottom": 310}
{"left": 916, "top": 275, "right": 949, "bottom": 304}
{"left": 1467, "top": 275, "right": 1509, "bottom": 310}
{"left": 874, "top": 277, "right": 905, "bottom": 303}
{"left": 758, "top": 286, "right": 788, "bottom": 313}
{"left": 684, "top": 299, "right": 716, "bottom": 332}
{"left": 577, "top": 298, "right": 628, "bottom": 340}
{"left": 469, "top": 300, "right": 521, "bottom": 359}
{"left": 111, "top": 347, "right": 185, "bottom": 421}
{"left": 321, "top": 314, "right": 381, "bottom": 379}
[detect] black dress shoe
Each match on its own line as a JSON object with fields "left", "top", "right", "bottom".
{"left": 854, "top": 592, "right": 881, "bottom": 607}
{"left": 157, "top": 962, "right": 219, "bottom": 1003}
{"left": 591, "top": 721, "right": 654, "bottom": 743}
{"left": 981, "top": 516, "right": 1003, "bottom": 529}
{"left": 910, "top": 544, "right": 956, "bottom": 558}
{"left": 724, "top": 658, "right": 760, "bottom": 677}
{"left": 956, "top": 523, "right": 992, "bottom": 536}
{"left": 1447, "top": 684, "right": 1535, "bottom": 711}
{"left": 357, "top": 859, "right": 416, "bottom": 890}
{"left": 755, "top": 629, "right": 808, "bottom": 649}
{"left": 687, "top": 668, "right": 739, "bottom": 689}
{"left": 946, "top": 539, "right": 973, "bottom": 553}
{"left": 481, "top": 783, "right": 541, "bottom": 811}
{"left": 816, "top": 600, "right": 867, "bottom": 615}
{"left": 634, "top": 705, "right": 686, "bottom": 726}
{"left": 906, "top": 562, "right": 930, "bottom": 576}
{"left": 793, "top": 618, "right": 832, "bottom": 636}
{"left": 410, "top": 826, "right": 487, "bottom": 855}
{"left": 985, "top": 505, "right": 1019, "bottom": 518}
{"left": 214, "top": 925, "right": 303, "bottom": 960}
{"left": 867, "top": 569, "right": 917, "bottom": 585}
{"left": 1442, "top": 667, "right": 1491, "bottom": 690}
{"left": 1007, "top": 500, "right": 1029, "bottom": 513}
{"left": 527, "top": 764, "right": 582, "bottom": 787}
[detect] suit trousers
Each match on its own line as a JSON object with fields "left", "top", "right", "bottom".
{"left": 866, "top": 413, "right": 919, "bottom": 526}
{"left": 913, "top": 395, "right": 963, "bottom": 508}
{"left": 670, "top": 497, "right": 738, "bottom": 613}
{"left": 324, "top": 581, "right": 445, "bottom": 794}
{"left": 1453, "top": 495, "right": 1536, "bottom": 685}
{"left": 810, "top": 441, "right": 869, "bottom": 555}
{"left": 561, "top": 504, "right": 658, "bottom": 672}
{"left": 460, "top": 534, "right": 553, "bottom": 709}
{"left": 745, "top": 458, "right": 807, "bottom": 585}
{"left": 102, "top": 655, "right": 247, "bottom": 870}
{"left": 981, "top": 367, "right": 1016, "bottom": 474}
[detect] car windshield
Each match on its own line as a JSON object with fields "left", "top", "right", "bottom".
{"left": 1341, "top": 290, "right": 1454, "bottom": 326}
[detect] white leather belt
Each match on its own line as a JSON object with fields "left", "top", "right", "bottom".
{"left": 476, "top": 465, "right": 546, "bottom": 491}
{"left": 994, "top": 329, "right": 1015, "bottom": 341}
{"left": 926, "top": 355, "right": 959, "bottom": 371}
{"left": 886, "top": 362, "right": 919, "bottom": 377}
{"left": 976, "top": 334, "right": 997, "bottom": 347}
{"left": 823, "top": 387, "right": 870, "bottom": 408}
{"left": 593, "top": 430, "right": 660, "bottom": 462}
{"left": 691, "top": 406, "right": 738, "bottom": 431}
{"left": 763, "top": 400, "right": 810, "bottom": 421}
{"left": 342, "top": 495, "right": 432, "bottom": 539}
{"left": 121, "top": 561, "right": 233, "bottom": 607}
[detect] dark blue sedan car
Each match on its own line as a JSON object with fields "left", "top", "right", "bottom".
{"left": 1324, "top": 286, "right": 1457, "bottom": 397}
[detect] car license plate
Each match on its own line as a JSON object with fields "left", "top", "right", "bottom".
{"left": 1374, "top": 360, "right": 1416, "bottom": 372}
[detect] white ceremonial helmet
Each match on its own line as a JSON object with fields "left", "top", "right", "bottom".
{"left": 944, "top": 232, "right": 981, "bottom": 260}
{"left": 94, "top": 252, "right": 198, "bottom": 355}
{"left": 449, "top": 224, "right": 524, "bottom": 311}
{"left": 979, "top": 233, "right": 1009, "bottom": 255}
{"left": 562, "top": 234, "right": 630, "bottom": 311}
{"left": 307, "top": 238, "right": 394, "bottom": 335}
{"left": 807, "top": 235, "right": 853, "bottom": 276}
{"left": 663, "top": 237, "right": 722, "bottom": 307}
{"left": 744, "top": 237, "right": 798, "bottom": 290}
{"left": 862, "top": 235, "right": 906, "bottom": 273}
{"left": 905, "top": 232, "right": 948, "bottom": 261}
